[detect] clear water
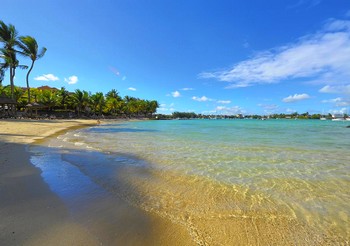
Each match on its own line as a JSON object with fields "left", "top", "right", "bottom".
{"left": 30, "top": 119, "right": 350, "bottom": 244}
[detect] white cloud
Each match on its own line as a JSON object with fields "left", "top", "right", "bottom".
{"left": 217, "top": 100, "right": 231, "bottom": 104}
{"left": 34, "top": 74, "right": 59, "bottom": 81}
{"left": 319, "top": 85, "right": 350, "bottom": 94}
{"left": 192, "top": 96, "right": 213, "bottom": 102}
{"left": 171, "top": 91, "right": 181, "bottom": 98}
{"left": 157, "top": 103, "right": 175, "bottom": 113}
{"left": 286, "top": 108, "right": 297, "bottom": 113}
{"left": 215, "top": 105, "right": 244, "bottom": 115}
{"left": 282, "top": 93, "right": 311, "bottom": 103}
{"left": 157, "top": 107, "right": 169, "bottom": 112}
{"left": 122, "top": 76, "right": 127, "bottom": 81}
{"left": 64, "top": 76, "right": 78, "bottom": 85}
{"left": 322, "top": 97, "right": 350, "bottom": 107}
{"left": 258, "top": 104, "right": 279, "bottom": 110}
{"left": 199, "top": 19, "right": 350, "bottom": 89}
{"left": 128, "top": 87, "right": 136, "bottom": 91}
{"left": 180, "top": 88, "right": 194, "bottom": 91}
{"left": 329, "top": 108, "right": 348, "bottom": 114}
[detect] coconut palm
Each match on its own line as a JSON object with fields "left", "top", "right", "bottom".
{"left": 71, "top": 89, "right": 90, "bottom": 116}
{"left": 0, "top": 64, "right": 6, "bottom": 85}
{"left": 148, "top": 100, "right": 159, "bottom": 117}
{"left": 58, "top": 87, "right": 69, "bottom": 110}
{"left": 17, "top": 36, "right": 46, "bottom": 103}
{"left": 39, "top": 90, "right": 59, "bottom": 111}
{"left": 106, "top": 89, "right": 121, "bottom": 100}
{"left": 0, "top": 21, "right": 19, "bottom": 99}
{"left": 90, "top": 92, "right": 105, "bottom": 116}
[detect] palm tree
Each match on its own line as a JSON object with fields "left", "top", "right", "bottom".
{"left": 17, "top": 36, "right": 46, "bottom": 103}
{"left": 39, "top": 90, "right": 59, "bottom": 111}
{"left": 148, "top": 100, "right": 159, "bottom": 117}
{"left": 90, "top": 92, "right": 105, "bottom": 116}
{"left": 0, "top": 21, "right": 19, "bottom": 100}
{"left": 58, "top": 87, "right": 69, "bottom": 110}
{"left": 71, "top": 89, "right": 90, "bottom": 116}
{"left": 0, "top": 64, "right": 6, "bottom": 86}
{"left": 105, "top": 89, "right": 121, "bottom": 100}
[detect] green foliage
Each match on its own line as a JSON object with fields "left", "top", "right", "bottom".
{"left": 1, "top": 20, "right": 46, "bottom": 101}
{"left": 172, "top": 111, "right": 197, "bottom": 119}
{"left": 38, "top": 90, "right": 59, "bottom": 111}
{"left": 17, "top": 35, "right": 46, "bottom": 103}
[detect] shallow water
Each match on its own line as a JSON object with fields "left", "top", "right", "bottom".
{"left": 30, "top": 119, "right": 350, "bottom": 244}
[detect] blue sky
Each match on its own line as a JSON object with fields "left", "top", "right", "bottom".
{"left": 2, "top": 0, "right": 350, "bottom": 115}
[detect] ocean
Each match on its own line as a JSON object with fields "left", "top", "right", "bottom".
{"left": 29, "top": 119, "right": 350, "bottom": 244}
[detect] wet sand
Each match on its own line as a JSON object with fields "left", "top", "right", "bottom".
{"left": 0, "top": 119, "right": 194, "bottom": 245}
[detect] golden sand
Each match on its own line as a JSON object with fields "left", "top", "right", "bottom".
{"left": 0, "top": 119, "right": 194, "bottom": 245}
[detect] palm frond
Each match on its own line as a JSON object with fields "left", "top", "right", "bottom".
{"left": 38, "top": 47, "right": 47, "bottom": 58}
{"left": 18, "top": 35, "right": 46, "bottom": 61}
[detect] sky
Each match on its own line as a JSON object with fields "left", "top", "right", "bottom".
{"left": 1, "top": 0, "right": 350, "bottom": 115}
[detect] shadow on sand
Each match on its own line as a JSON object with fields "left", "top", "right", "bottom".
{"left": 0, "top": 138, "right": 194, "bottom": 246}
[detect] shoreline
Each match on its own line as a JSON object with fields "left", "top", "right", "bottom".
{"left": 0, "top": 119, "right": 194, "bottom": 245}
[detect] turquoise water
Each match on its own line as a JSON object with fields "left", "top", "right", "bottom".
{"left": 30, "top": 119, "right": 350, "bottom": 244}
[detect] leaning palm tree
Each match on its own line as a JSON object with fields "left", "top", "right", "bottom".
{"left": 17, "top": 36, "right": 46, "bottom": 103}
{"left": 0, "top": 21, "right": 19, "bottom": 100}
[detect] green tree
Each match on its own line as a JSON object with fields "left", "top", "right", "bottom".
{"left": 90, "top": 92, "right": 105, "bottom": 116}
{"left": 105, "top": 89, "right": 121, "bottom": 101}
{"left": 105, "top": 97, "right": 124, "bottom": 115}
{"left": 38, "top": 90, "right": 59, "bottom": 111}
{"left": 71, "top": 89, "right": 90, "bottom": 116}
{"left": 0, "top": 21, "right": 19, "bottom": 99}
{"left": 105, "top": 89, "right": 123, "bottom": 115}
{"left": 148, "top": 100, "right": 159, "bottom": 117}
{"left": 58, "top": 87, "right": 69, "bottom": 110}
{"left": 17, "top": 36, "right": 46, "bottom": 103}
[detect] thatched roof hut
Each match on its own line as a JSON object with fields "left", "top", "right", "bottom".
{"left": 26, "top": 102, "right": 44, "bottom": 109}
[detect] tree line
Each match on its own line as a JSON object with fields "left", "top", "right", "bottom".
{"left": 0, "top": 20, "right": 159, "bottom": 118}
{"left": 155, "top": 111, "right": 341, "bottom": 120}
{"left": 0, "top": 85, "right": 159, "bottom": 118}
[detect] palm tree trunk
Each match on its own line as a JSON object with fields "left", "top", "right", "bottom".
{"left": 26, "top": 61, "right": 34, "bottom": 103}
{"left": 10, "top": 66, "right": 14, "bottom": 99}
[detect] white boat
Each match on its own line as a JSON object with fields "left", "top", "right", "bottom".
{"left": 320, "top": 117, "right": 327, "bottom": 120}
{"left": 332, "top": 114, "right": 344, "bottom": 121}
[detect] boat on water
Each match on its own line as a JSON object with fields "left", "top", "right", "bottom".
{"left": 331, "top": 113, "right": 345, "bottom": 121}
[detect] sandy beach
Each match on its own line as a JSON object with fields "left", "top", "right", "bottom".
{"left": 0, "top": 119, "right": 194, "bottom": 245}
